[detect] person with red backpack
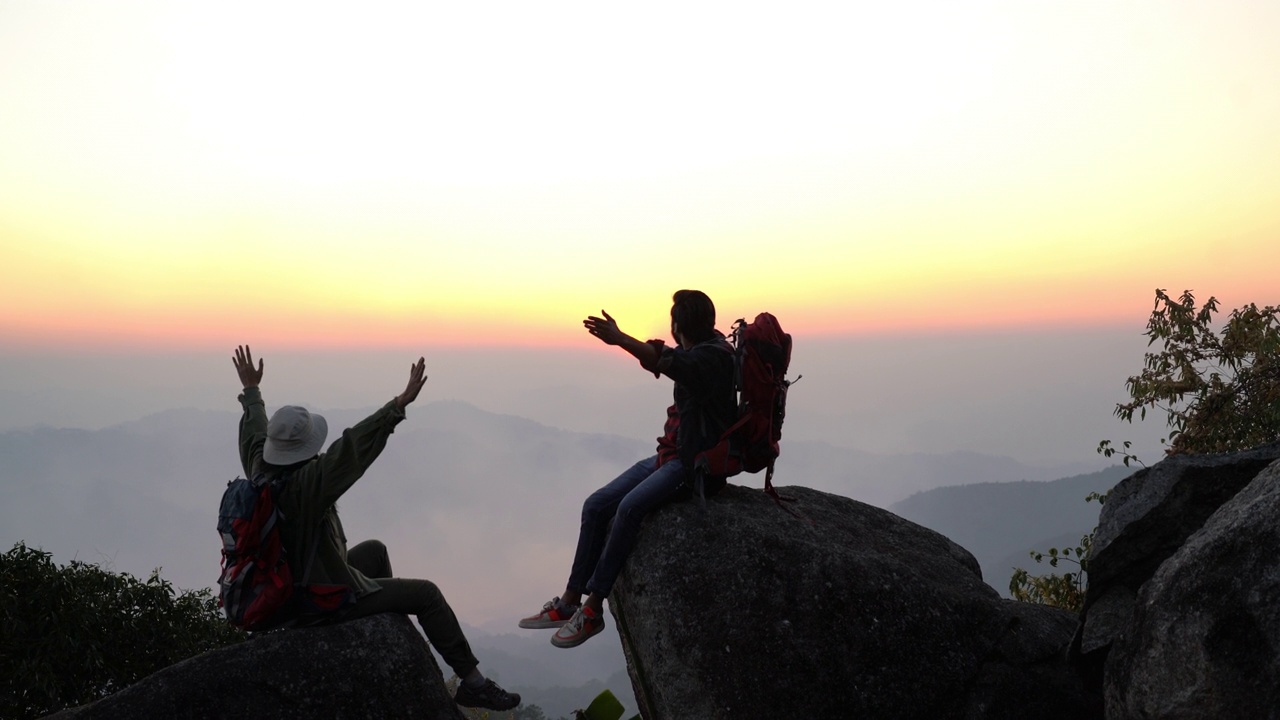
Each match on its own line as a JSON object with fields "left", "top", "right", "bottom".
{"left": 517, "top": 290, "right": 736, "bottom": 648}
{"left": 230, "top": 346, "right": 519, "bottom": 712}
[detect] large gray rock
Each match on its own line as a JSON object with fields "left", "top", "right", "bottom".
{"left": 1103, "top": 459, "right": 1280, "bottom": 719}
{"left": 1074, "top": 442, "right": 1280, "bottom": 685}
{"left": 609, "top": 484, "right": 1099, "bottom": 720}
{"left": 44, "top": 614, "right": 463, "bottom": 720}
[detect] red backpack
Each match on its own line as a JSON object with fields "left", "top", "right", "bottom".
{"left": 217, "top": 474, "right": 293, "bottom": 631}
{"left": 694, "top": 312, "right": 799, "bottom": 506}
{"left": 217, "top": 473, "right": 354, "bottom": 631}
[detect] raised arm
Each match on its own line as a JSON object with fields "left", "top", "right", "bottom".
{"left": 302, "top": 357, "right": 425, "bottom": 508}
{"left": 583, "top": 310, "right": 663, "bottom": 370}
{"left": 395, "top": 357, "right": 428, "bottom": 411}
{"left": 233, "top": 345, "right": 267, "bottom": 477}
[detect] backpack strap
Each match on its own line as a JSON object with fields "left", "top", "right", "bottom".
{"left": 762, "top": 461, "right": 808, "bottom": 520}
{"left": 249, "top": 471, "right": 328, "bottom": 630}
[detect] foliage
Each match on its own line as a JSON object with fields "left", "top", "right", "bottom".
{"left": 573, "top": 689, "right": 634, "bottom": 720}
{"left": 516, "top": 706, "right": 554, "bottom": 720}
{"left": 1016, "top": 289, "right": 1280, "bottom": 614}
{"left": 1095, "top": 439, "right": 1146, "bottom": 469}
{"left": 1013, "top": 292, "right": 1280, "bottom": 614}
{"left": 1008, "top": 535, "right": 1090, "bottom": 612}
{"left": 1009, "top": 490, "right": 1104, "bottom": 614}
{"left": 0, "top": 542, "right": 244, "bottom": 719}
{"left": 1103, "top": 288, "right": 1280, "bottom": 456}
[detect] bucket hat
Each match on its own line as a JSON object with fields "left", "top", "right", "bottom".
{"left": 263, "top": 405, "right": 328, "bottom": 465}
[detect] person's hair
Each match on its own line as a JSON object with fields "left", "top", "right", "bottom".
{"left": 670, "top": 289, "right": 717, "bottom": 343}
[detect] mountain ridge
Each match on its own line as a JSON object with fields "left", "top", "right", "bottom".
{"left": 0, "top": 401, "right": 1129, "bottom": 702}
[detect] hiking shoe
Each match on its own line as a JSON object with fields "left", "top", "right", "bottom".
{"left": 551, "top": 605, "right": 605, "bottom": 648}
{"left": 455, "top": 678, "right": 521, "bottom": 711}
{"left": 518, "top": 597, "right": 580, "bottom": 629}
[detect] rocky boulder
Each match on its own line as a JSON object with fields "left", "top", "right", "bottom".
{"left": 1103, "top": 458, "right": 1280, "bottom": 718}
{"left": 609, "top": 484, "right": 1099, "bottom": 720}
{"left": 1074, "top": 441, "right": 1280, "bottom": 687}
{"left": 44, "top": 614, "right": 462, "bottom": 720}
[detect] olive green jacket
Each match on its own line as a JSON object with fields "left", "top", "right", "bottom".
{"left": 237, "top": 386, "right": 405, "bottom": 600}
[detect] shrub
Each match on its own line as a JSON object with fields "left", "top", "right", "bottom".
{"left": 1007, "top": 493, "right": 1103, "bottom": 613}
{"left": 1014, "top": 289, "right": 1280, "bottom": 612}
{"left": 0, "top": 542, "right": 244, "bottom": 719}
{"left": 1110, "top": 288, "right": 1280, "bottom": 455}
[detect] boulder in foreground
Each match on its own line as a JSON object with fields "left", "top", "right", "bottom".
{"left": 610, "top": 484, "right": 1098, "bottom": 720}
{"left": 44, "top": 613, "right": 462, "bottom": 720}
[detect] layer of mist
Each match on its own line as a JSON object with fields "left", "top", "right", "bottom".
{"left": 0, "top": 399, "right": 1132, "bottom": 700}
{"left": 0, "top": 326, "right": 1170, "bottom": 466}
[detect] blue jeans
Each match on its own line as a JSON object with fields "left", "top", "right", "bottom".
{"left": 568, "top": 455, "right": 687, "bottom": 599}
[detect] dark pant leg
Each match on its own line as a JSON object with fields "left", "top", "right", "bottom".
{"left": 342, "top": 541, "right": 477, "bottom": 677}
{"left": 585, "top": 458, "right": 686, "bottom": 598}
{"left": 566, "top": 456, "right": 660, "bottom": 594}
{"left": 343, "top": 577, "right": 480, "bottom": 678}
{"left": 347, "top": 539, "right": 393, "bottom": 578}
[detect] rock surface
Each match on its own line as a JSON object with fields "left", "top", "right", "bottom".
{"left": 609, "top": 484, "right": 1098, "bottom": 720}
{"left": 43, "top": 614, "right": 462, "bottom": 720}
{"left": 1103, "top": 458, "right": 1280, "bottom": 719}
{"left": 1074, "top": 441, "right": 1280, "bottom": 686}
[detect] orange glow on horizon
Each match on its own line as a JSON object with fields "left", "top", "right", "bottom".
{"left": 14, "top": 270, "right": 1273, "bottom": 354}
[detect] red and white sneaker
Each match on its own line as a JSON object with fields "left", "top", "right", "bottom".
{"left": 551, "top": 605, "right": 605, "bottom": 648}
{"left": 518, "top": 597, "right": 579, "bottom": 629}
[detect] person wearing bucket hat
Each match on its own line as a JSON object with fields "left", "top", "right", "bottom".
{"left": 263, "top": 405, "right": 329, "bottom": 465}
{"left": 232, "top": 345, "right": 519, "bottom": 712}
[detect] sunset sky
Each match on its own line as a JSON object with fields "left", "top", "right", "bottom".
{"left": 3, "top": 1, "right": 1277, "bottom": 353}
{"left": 4, "top": 3, "right": 1280, "bottom": 638}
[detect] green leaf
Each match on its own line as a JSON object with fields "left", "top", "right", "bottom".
{"left": 581, "top": 690, "right": 626, "bottom": 720}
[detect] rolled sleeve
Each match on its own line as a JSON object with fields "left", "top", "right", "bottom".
{"left": 639, "top": 339, "right": 669, "bottom": 378}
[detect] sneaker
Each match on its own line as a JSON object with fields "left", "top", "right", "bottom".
{"left": 455, "top": 678, "right": 521, "bottom": 711}
{"left": 550, "top": 605, "right": 605, "bottom": 648}
{"left": 518, "top": 597, "right": 580, "bottom": 629}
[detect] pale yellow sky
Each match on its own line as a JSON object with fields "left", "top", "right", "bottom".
{"left": 1, "top": 0, "right": 1277, "bottom": 349}
{"left": 4, "top": 5, "right": 1278, "bottom": 627}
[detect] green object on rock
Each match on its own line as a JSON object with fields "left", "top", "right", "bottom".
{"left": 579, "top": 689, "right": 625, "bottom": 720}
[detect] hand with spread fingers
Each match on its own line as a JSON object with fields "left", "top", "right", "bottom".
{"left": 396, "top": 357, "right": 428, "bottom": 410}
{"left": 233, "top": 345, "right": 264, "bottom": 389}
{"left": 583, "top": 310, "right": 625, "bottom": 346}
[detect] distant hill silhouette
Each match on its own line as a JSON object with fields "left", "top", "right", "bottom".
{"left": 784, "top": 440, "right": 1104, "bottom": 508}
{"left": 0, "top": 400, "right": 1125, "bottom": 704}
{"left": 890, "top": 465, "right": 1133, "bottom": 595}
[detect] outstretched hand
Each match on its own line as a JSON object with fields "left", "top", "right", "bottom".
{"left": 583, "top": 310, "right": 625, "bottom": 346}
{"left": 233, "top": 345, "right": 264, "bottom": 389}
{"left": 395, "top": 357, "right": 428, "bottom": 410}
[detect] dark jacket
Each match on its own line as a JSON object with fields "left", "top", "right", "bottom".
{"left": 645, "top": 335, "right": 737, "bottom": 472}
{"left": 237, "top": 386, "right": 404, "bottom": 600}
